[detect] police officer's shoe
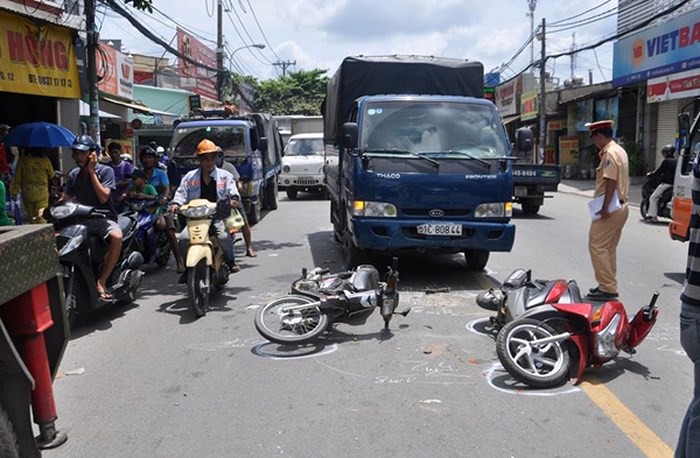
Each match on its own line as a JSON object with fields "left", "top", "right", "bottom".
{"left": 589, "top": 286, "right": 600, "bottom": 294}
{"left": 586, "top": 289, "right": 618, "bottom": 301}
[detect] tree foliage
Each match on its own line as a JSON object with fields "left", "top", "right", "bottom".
{"left": 228, "top": 69, "right": 329, "bottom": 116}
{"left": 124, "top": 0, "right": 154, "bottom": 12}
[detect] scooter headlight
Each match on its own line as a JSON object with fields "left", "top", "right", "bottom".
{"left": 50, "top": 202, "right": 77, "bottom": 219}
{"left": 58, "top": 233, "right": 85, "bottom": 257}
{"left": 181, "top": 205, "right": 215, "bottom": 218}
{"left": 595, "top": 313, "right": 621, "bottom": 359}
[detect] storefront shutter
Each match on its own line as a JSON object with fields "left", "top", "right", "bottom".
{"left": 655, "top": 99, "right": 678, "bottom": 168}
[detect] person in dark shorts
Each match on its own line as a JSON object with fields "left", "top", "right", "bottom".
{"left": 61, "top": 135, "right": 122, "bottom": 300}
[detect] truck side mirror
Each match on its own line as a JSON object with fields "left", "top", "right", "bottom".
{"left": 341, "top": 122, "right": 358, "bottom": 149}
{"left": 679, "top": 113, "right": 691, "bottom": 135}
{"left": 515, "top": 127, "right": 533, "bottom": 153}
{"left": 260, "top": 137, "right": 268, "bottom": 153}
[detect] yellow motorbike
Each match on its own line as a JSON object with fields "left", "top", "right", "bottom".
{"left": 179, "top": 199, "right": 233, "bottom": 317}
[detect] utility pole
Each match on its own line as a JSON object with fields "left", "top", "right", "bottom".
{"left": 538, "top": 17, "right": 546, "bottom": 164}
{"left": 216, "top": 0, "right": 224, "bottom": 102}
{"left": 570, "top": 32, "right": 576, "bottom": 80}
{"left": 85, "top": 0, "right": 100, "bottom": 145}
{"left": 527, "top": 0, "right": 537, "bottom": 74}
{"left": 273, "top": 60, "right": 296, "bottom": 77}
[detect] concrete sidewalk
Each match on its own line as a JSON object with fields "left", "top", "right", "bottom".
{"left": 558, "top": 176, "right": 645, "bottom": 207}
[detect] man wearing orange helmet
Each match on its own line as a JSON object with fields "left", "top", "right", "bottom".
{"left": 168, "top": 139, "right": 241, "bottom": 281}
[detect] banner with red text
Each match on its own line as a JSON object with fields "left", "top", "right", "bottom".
{"left": 0, "top": 10, "right": 80, "bottom": 98}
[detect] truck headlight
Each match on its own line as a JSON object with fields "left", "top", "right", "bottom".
{"left": 474, "top": 202, "right": 512, "bottom": 218}
{"left": 283, "top": 165, "right": 291, "bottom": 173}
{"left": 353, "top": 201, "right": 397, "bottom": 217}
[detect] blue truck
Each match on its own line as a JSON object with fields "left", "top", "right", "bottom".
{"left": 169, "top": 110, "right": 283, "bottom": 224}
{"left": 323, "top": 55, "right": 533, "bottom": 270}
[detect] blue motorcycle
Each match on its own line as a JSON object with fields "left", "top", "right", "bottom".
{"left": 124, "top": 199, "right": 170, "bottom": 268}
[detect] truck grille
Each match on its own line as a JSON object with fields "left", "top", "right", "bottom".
{"left": 401, "top": 208, "right": 471, "bottom": 218}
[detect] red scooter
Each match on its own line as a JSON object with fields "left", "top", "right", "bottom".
{"left": 495, "top": 277, "right": 659, "bottom": 388}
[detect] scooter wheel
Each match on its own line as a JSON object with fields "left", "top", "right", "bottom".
{"left": 254, "top": 295, "right": 328, "bottom": 345}
{"left": 496, "top": 318, "right": 570, "bottom": 388}
{"left": 187, "top": 260, "right": 211, "bottom": 318}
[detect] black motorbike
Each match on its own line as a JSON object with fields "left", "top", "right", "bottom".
{"left": 640, "top": 174, "right": 672, "bottom": 220}
{"left": 254, "top": 260, "right": 409, "bottom": 344}
{"left": 50, "top": 202, "right": 144, "bottom": 326}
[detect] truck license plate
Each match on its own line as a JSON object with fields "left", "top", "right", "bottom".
{"left": 416, "top": 223, "right": 462, "bottom": 236}
{"left": 296, "top": 178, "right": 316, "bottom": 185}
{"left": 514, "top": 186, "right": 528, "bottom": 197}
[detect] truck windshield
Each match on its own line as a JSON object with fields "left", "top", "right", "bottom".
{"left": 360, "top": 101, "right": 508, "bottom": 157}
{"left": 285, "top": 138, "right": 324, "bottom": 156}
{"left": 171, "top": 125, "right": 248, "bottom": 165}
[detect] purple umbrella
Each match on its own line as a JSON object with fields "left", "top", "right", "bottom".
{"left": 2, "top": 122, "right": 76, "bottom": 148}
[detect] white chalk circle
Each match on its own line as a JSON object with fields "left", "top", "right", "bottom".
{"left": 251, "top": 342, "right": 339, "bottom": 360}
{"left": 484, "top": 362, "right": 580, "bottom": 396}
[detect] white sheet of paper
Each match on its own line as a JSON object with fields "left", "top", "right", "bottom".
{"left": 588, "top": 190, "right": 622, "bottom": 221}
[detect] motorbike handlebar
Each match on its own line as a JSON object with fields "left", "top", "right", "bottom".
{"left": 649, "top": 291, "right": 660, "bottom": 308}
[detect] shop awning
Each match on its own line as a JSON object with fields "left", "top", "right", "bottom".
{"left": 99, "top": 94, "right": 178, "bottom": 117}
{"left": 502, "top": 114, "right": 520, "bottom": 125}
{"left": 79, "top": 100, "right": 121, "bottom": 119}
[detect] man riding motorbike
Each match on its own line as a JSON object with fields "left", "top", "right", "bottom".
{"left": 167, "top": 139, "right": 241, "bottom": 283}
{"left": 646, "top": 144, "right": 677, "bottom": 223}
{"left": 60, "top": 135, "right": 122, "bottom": 300}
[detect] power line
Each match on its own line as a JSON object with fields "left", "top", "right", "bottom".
{"left": 547, "top": 9, "right": 617, "bottom": 34}
{"left": 223, "top": 8, "right": 270, "bottom": 65}
{"left": 548, "top": 0, "right": 613, "bottom": 26}
{"left": 227, "top": 2, "right": 274, "bottom": 64}
{"left": 102, "top": 0, "right": 255, "bottom": 108}
{"left": 499, "top": 0, "right": 692, "bottom": 87}
{"left": 244, "top": 0, "right": 282, "bottom": 62}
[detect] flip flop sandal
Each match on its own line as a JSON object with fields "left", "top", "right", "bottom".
{"left": 246, "top": 251, "right": 257, "bottom": 258}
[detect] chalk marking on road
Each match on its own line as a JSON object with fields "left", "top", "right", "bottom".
{"left": 656, "top": 344, "right": 686, "bottom": 357}
{"left": 580, "top": 376, "right": 673, "bottom": 457}
{"left": 484, "top": 362, "right": 580, "bottom": 397}
{"left": 465, "top": 317, "right": 496, "bottom": 337}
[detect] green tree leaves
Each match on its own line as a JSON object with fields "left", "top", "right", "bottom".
{"left": 227, "top": 69, "right": 329, "bottom": 115}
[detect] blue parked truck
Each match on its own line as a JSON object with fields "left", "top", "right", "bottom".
{"left": 169, "top": 110, "right": 283, "bottom": 224}
{"left": 323, "top": 55, "right": 533, "bottom": 270}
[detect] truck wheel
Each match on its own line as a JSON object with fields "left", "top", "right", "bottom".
{"left": 265, "top": 178, "right": 279, "bottom": 210}
{"left": 0, "top": 407, "right": 20, "bottom": 458}
{"left": 344, "top": 231, "right": 367, "bottom": 270}
{"left": 522, "top": 202, "right": 541, "bottom": 215}
{"left": 286, "top": 189, "right": 298, "bottom": 200}
{"left": 464, "top": 249, "right": 489, "bottom": 271}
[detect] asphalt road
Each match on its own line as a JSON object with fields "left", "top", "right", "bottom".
{"left": 47, "top": 191, "right": 688, "bottom": 458}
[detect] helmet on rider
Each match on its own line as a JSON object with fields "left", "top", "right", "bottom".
{"left": 195, "top": 139, "right": 219, "bottom": 156}
{"left": 139, "top": 145, "right": 158, "bottom": 159}
{"left": 72, "top": 134, "right": 98, "bottom": 152}
{"left": 661, "top": 144, "right": 676, "bottom": 158}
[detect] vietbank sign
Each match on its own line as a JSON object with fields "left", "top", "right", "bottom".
{"left": 613, "top": 7, "right": 700, "bottom": 87}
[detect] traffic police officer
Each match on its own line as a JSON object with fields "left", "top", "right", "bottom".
{"left": 586, "top": 120, "right": 629, "bottom": 300}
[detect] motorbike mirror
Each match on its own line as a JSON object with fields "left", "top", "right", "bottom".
{"left": 679, "top": 113, "right": 691, "bottom": 133}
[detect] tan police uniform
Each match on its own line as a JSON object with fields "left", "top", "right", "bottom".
{"left": 589, "top": 129, "right": 629, "bottom": 296}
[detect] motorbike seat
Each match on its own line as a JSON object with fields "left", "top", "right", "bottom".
{"left": 351, "top": 265, "right": 379, "bottom": 291}
{"left": 118, "top": 214, "right": 136, "bottom": 235}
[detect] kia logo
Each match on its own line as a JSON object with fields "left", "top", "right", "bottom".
{"left": 429, "top": 209, "right": 444, "bottom": 218}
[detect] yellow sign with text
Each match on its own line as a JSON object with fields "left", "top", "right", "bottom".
{"left": 0, "top": 11, "right": 80, "bottom": 98}
{"left": 559, "top": 137, "right": 580, "bottom": 166}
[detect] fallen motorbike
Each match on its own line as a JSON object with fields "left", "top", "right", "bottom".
{"left": 50, "top": 201, "right": 144, "bottom": 326}
{"left": 124, "top": 199, "right": 170, "bottom": 268}
{"left": 640, "top": 174, "right": 672, "bottom": 220}
{"left": 479, "top": 269, "right": 660, "bottom": 388}
{"left": 179, "top": 198, "right": 231, "bottom": 318}
{"left": 254, "top": 260, "right": 409, "bottom": 345}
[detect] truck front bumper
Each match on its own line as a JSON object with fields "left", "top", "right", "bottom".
{"left": 351, "top": 218, "right": 515, "bottom": 253}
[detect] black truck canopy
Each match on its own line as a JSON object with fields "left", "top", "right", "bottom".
{"left": 323, "top": 55, "right": 484, "bottom": 144}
